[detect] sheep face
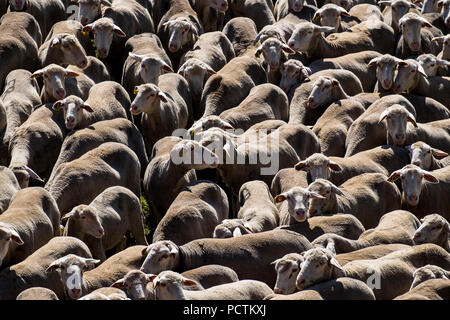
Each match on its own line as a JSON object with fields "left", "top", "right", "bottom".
{"left": 140, "top": 241, "right": 179, "bottom": 274}
{"left": 130, "top": 84, "right": 168, "bottom": 115}
{"left": 178, "top": 58, "right": 215, "bottom": 101}
{"left": 296, "top": 247, "right": 344, "bottom": 290}
{"left": 50, "top": 34, "right": 88, "bottom": 69}
{"left": 413, "top": 214, "right": 450, "bottom": 245}
{"left": 52, "top": 95, "right": 94, "bottom": 130}
{"left": 272, "top": 254, "right": 304, "bottom": 294}
{"left": 112, "top": 270, "right": 154, "bottom": 300}
{"left": 416, "top": 54, "right": 450, "bottom": 76}
{"left": 8, "top": 0, "right": 27, "bottom": 11}
{"left": 393, "top": 60, "right": 427, "bottom": 93}
{"left": 399, "top": 14, "right": 433, "bottom": 52}
{"left": 388, "top": 164, "right": 439, "bottom": 206}
{"left": 152, "top": 271, "right": 198, "bottom": 300}
{"left": 255, "top": 38, "right": 295, "bottom": 72}
{"left": 214, "top": 0, "right": 229, "bottom": 12}
{"left": 289, "top": 0, "right": 305, "bottom": 12}
{"left": 62, "top": 204, "right": 105, "bottom": 238}
{"left": 279, "top": 60, "right": 311, "bottom": 93}
{"left": 411, "top": 265, "right": 449, "bottom": 289}
{"left": 440, "top": 0, "right": 450, "bottom": 29}
{"left": 169, "top": 140, "right": 220, "bottom": 170}
{"left": 378, "top": 104, "right": 417, "bottom": 146}
{"left": 381, "top": 0, "right": 419, "bottom": 30}
{"left": 307, "top": 76, "right": 340, "bottom": 109}
{"left": 295, "top": 153, "right": 342, "bottom": 182}
{"left": 31, "top": 65, "right": 80, "bottom": 101}
{"left": 407, "top": 141, "right": 448, "bottom": 170}
{"left": 313, "top": 4, "right": 349, "bottom": 33}
{"left": 432, "top": 34, "right": 450, "bottom": 60}
{"left": 82, "top": 18, "right": 126, "bottom": 59}
{"left": 368, "top": 55, "right": 402, "bottom": 91}
{"left": 0, "top": 226, "right": 24, "bottom": 267}
{"left": 129, "top": 53, "right": 173, "bottom": 86}
{"left": 213, "top": 219, "right": 250, "bottom": 238}
{"left": 46, "top": 254, "right": 100, "bottom": 300}
{"left": 78, "top": 0, "right": 110, "bottom": 26}
{"left": 307, "top": 179, "right": 345, "bottom": 217}
{"left": 162, "top": 18, "right": 199, "bottom": 53}
{"left": 274, "top": 186, "right": 326, "bottom": 222}
{"left": 7, "top": 164, "right": 43, "bottom": 189}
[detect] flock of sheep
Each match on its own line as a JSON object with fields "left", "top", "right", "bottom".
{"left": 0, "top": 0, "right": 449, "bottom": 301}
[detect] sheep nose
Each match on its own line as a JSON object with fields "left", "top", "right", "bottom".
{"left": 80, "top": 17, "right": 88, "bottom": 25}
{"left": 383, "top": 79, "right": 391, "bottom": 87}
{"left": 297, "top": 277, "right": 306, "bottom": 288}
{"left": 413, "top": 232, "right": 421, "bottom": 239}
{"left": 55, "top": 88, "right": 65, "bottom": 99}
{"left": 79, "top": 59, "right": 88, "bottom": 69}
{"left": 408, "top": 195, "right": 418, "bottom": 203}
{"left": 412, "top": 161, "right": 421, "bottom": 167}
{"left": 98, "top": 48, "right": 107, "bottom": 57}
{"left": 169, "top": 43, "right": 178, "bottom": 52}
{"left": 71, "top": 288, "right": 81, "bottom": 298}
{"left": 288, "top": 41, "right": 295, "bottom": 49}
{"left": 273, "top": 288, "right": 283, "bottom": 294}
{"left": 130, "top": 104, "right": 138, "bottom": 114}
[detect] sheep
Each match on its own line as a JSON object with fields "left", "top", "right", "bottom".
{"left": 336, "top": 244, "right": 412, "bottom": 265}
{"left": 294, "top": 146, "right": 411, "bottom": 186}
{"left": 47, "top": 245, "right": 147, "bottom": 299}
{"left": 312, "top": 210, "right": 420, "bottom": 254}
{"left": 295, "top": 244, "right": 450, "bottom": 299}
{"left": 49, "top": 118, "right": 148, "bottom": 180}
{"left": 51, "top": 81, "right": 129, "bottom": 130}
{"left": 387, "top": 164, "right": 450, "bottom": 220}
{"left": 0, "top": 167, "right": 20, "bottom": 214}
{"left": 274, "top": 0, "right": 317, "bottom": 21}
{"left": 407, "top": 141, "right": 450, "bottom": 170}
{"left": 367, "top": 54, "right": 403, "bottom": 92}
{"left": 76, "top": 0, "right": 112, "bottom": 26}
{"left": 307, "top": 173, "right": 402, "bottom": 229}
{"left": 276, "top": 213, "right": 366, "bottom": 242}
{"left": 311, "top": 99, "right": 365, "bottom": 157}
{"left": 143, "top": 138, "right": 221, "bottom": 226}
{"left": 0, "top": 236, "right": 92, "bottom": 300}
{"left": 312, "top": 4, "right": 355, "bottom": 34}
{"left": 8, "top": 103, "right": 66, "bottom": 188}
{"left": 286, "top": 69, "right": 364, "bottom": 125}
{"left": 190, "top": 0, "right": 229, "bottom": 32}
{"left": 395, "top": 278, "right": 450, "bottom": 299}
{"left": 0, "top": 187, "right": 60, "bottom": 268}
{"left": 44, "top": 20, "right": 93, "bottom": 56}
{"left": 255, "top": 19, "right": 297, "bottom": 44}
{"left": 0, "top": 12, "right": 42, "bottom": 90}
{"left": 156, "top": 0, "right": 204, "bottom": 69}
{"left": 110, "top": 270, "right": 154, "bottom": 300}
{"left": 62, "top": 186, "right": 148, "bottom": 261}
{"left": 278, "top": 59, "right": 311, "bottom": 94}
{"left": 151, "top": 271, "right": 273, "bottom": 300}
{"left": 287, "top": 20, "right": 395, "bottom": 61}
{"left": 78, "top": 287, "right": 129, "bottom": 300}
{"left": 420, "top": 0, "right": 441, "bottom": 14}
{"left": 308, "top": 50, "right": 381, "bottom": 92}
{"left": 200, "top": 56, "right": 267, "bottom": 118}
{"left": 8, "top": 0, "right": 66, "bottom": 39}
{"left": 121, "top": 33, "right": 173, "bottom": 97}
{"left": 392, "top": 59, "right": 450, "bottom": 106}
{"left": 271, "top": 253, "right": 304, "bottom": 294}
{"left": 180, "top": 265, "right": 240, "bottom": 289}
{"left": 416, "top": 53, "right": 450, "bottom": 76}
{"left": 1, "top": 69, "right": 41, "bottom": 156}
{"left": 213, "top": 180, "right": 279, "bottom": 237}
{"left": 348, "top": 4, "right": 384, "bottom": 22}
{"left": 45, "top": 142, "right": 141, "bottom": 216}
{"left": 413, "top": 214, "right": 450, "bottom": 251}
{"left": 31, "top": 64, "right": 95, "bottom": 103}
{"left": 66, "top": 57, "right": 111, "bottom": 84}
{"left": 410, "top": 265, "right": 450, "bottom": 288}
{"left": 379, "top": 104, "right": 450, "bottom": 150}
{"left": 140, "top": 229, "right": 312, "bottom": 288}
{"left": 271, "top": 168, "right": 308, "bottom": 198}
{"left": 432, "top": 34, "right": 450, "bottom": 60}
{"left": 228, "top": 0, "right": 276, "bottom": 31}
{"left": 266, "top": 277, "right": 376, "bottom": 300}
{"left": 153, "top": 180, "right": 229, "bottom": 245}
{"left": 380, "top": 0, "right": 421, "bottom": 33}
{"left": 130, "top": 73, "right": 192, "bottom": 153}
{"left": 396, "top": 13, "right": 442, "bottom": 58}
{"left": 38, "top": 25, "right": 89, "bottom": 69}
{"left": 207, "top": 83, "right": 289, "bottom": 132}
{"left": 16, "top": 287, "right": 59, "bottom": 300}
{"left": 178, "top": 31, "right": 235, "bottom": 107}
{"left": 222, "top": 17, "right": 258, "bottom": 57}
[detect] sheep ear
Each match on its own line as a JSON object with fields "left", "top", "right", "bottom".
{"left": 378, "top": 109, "right": 390, "bottom": 124}
{"left": 312, "top": 11, "right": 321, "bottom": 22}
{"left": 274, "top": 193, "right": 287, "bottom": 203}
{"left": 61, "top": 210, "right": 77, "bottom": 221}
{"left": 445, "top": 223, "right": 450, "bottom": 233}
{"left": 82, "top": 103, "right": 94, "bottom": 113}
{"left": 160, "top": 61, "right": 174, "bottom": 73}
{"left": 330, "top": 257, "right": 344, "bottom": 276}
{"left": 407, "top": 112, "right": 418, "bottom": 128}
{"left": 329, "top": 183, "right": 345, "bottom": 197}
{"left": 294, "top": 160, "right": 309, "bottom": 171}
{"left": 437, "top": 59, "right": 450, "bottom": 67}
{"left": 331, "top": 79, "right": 339, "bottom": 87}
{"left": 431, "top": 148, "right": 448, "bottom": 158}
{"left": 101, "top": 0, "right": 112, "bottom": 6}
{"left": 158, "top": 91, "right": 168, "bottom": 103}
{"left": 271, "top": 259, "right": 281, "bottom": 266}
{"left": 111, "top": 279, "right": 125, "bottom": 288}
{"left": 281, "top": 43, "right": 295, "bottom": 54}
{"left": 309, "top": 191, "right": 327, "bottom": 200}
{"left": 141, "top": 247, "right": 149, "bottom": 256}
{"left": 83, "top": 258, "right": 101, "bottom": 270}
{"left": 432, "top": 36, "right": 444, "bottom": 43}
{"left": 204, "top": 63, "right": 216, "bottom": 74}
{"left": 387, "top": 170, "right": 401, "bottom": 182}
{"left": 10, "top": 229, "right": 24, "bottom": 245}
{"left": 182, "top": 278, "right": 199, "bottom": 287}
{"left": 46, "top": 260, "right": 62, "bottom": 273}
{"left": 340, "top": 8, "right": 350, "bottom": 16}
{"left": 316, "top": 26, "right": 335, "bottom": 33}
{"left": 417, "top": 65, "right": 428, "bottom": 78}
{"left": 191, "top": 26, "right": 199, "bottom": 43}
{"left": 178, "top": 65, "right": 185, "bottom": 76}
{"left": 254, "top": 32, "right": 262, "bottom": 43}
{"left": 129, "top": 52, "right": 144, "bottom": 62}
{"left": 223, "top": 141, "right": 234, "bottom": 159}
{"left": 52, "top": 101, "right": 63, "bottom": 111}
{"left": 232, "top": 228, "right": 243, "bottom": 237}
{"left": 379, "top": 1, "right": 392, "bottom": 6}
{"left": 113, "top": 25, "right": 126, "bottom": 37}
{"left": 255, "top": 45, "right": 263, "bottom": 57}
{"left": 423, "top": 172, "right": 439, "bottom": 183}
{"left": 368, "top": 57, "right": 379, "bottom": 67}
{"left": 66, "top": 71, "right": 79, "bottom": 78}
{"left": 31, "top": 70, "right": 43, "bottom": 79}
{"left": 24, "top": 166, "right": 44, "bottom": 182}
{"left": 82, "top": 24, "right": 93, "bottom": 33}
{"left": 51, "top": 37, "right": 61, "bottom": 47}
{"left": 328, "top": 161, "right": 342, "bottom": 172}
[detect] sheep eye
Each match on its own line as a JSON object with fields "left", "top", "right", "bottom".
{"left": 60, "top": 266, "right": 66, "bottom": 270}
{"left": 430, "top": 64, "right": 435, "bottom": 67}
{"left": 81, "top": 216, "right": 86, "bottom": 220}
{"left": 291, "top": 268, "right": 298, "bottom": 273}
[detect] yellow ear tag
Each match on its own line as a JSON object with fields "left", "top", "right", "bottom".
{"left": 83, "top": 30, "right": 89, "bottom": 36}
{"left": 133, "top": 88, "right": 138, "bottom": 95}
